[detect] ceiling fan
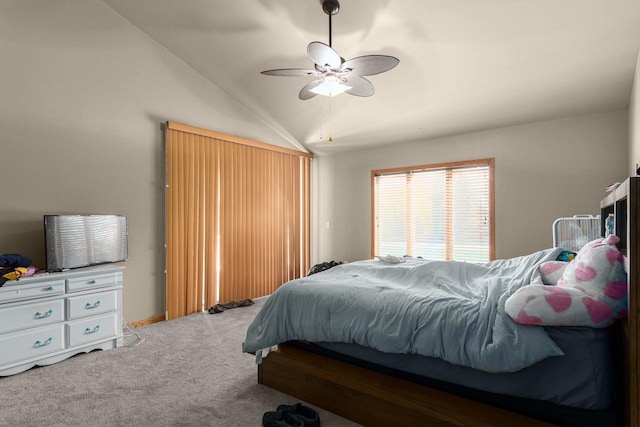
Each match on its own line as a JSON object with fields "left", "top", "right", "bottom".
{"left": 261, "top": 0, "right": 399, "bottom": 100}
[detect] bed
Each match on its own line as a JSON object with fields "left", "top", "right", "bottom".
{"left": 243, "top": 177, "right": 639, "bottom": 427}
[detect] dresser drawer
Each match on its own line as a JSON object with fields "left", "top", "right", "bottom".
{"left": 0, "top": 280, "right": 65, "bottom": 304}
{"left": 67, "top": 272, "right": 120, "bottom": 292}
{"left": 67, "top": 290, "right": 117, "bottom": 320}
{"left": 0, "top": 299, "right": 65, "bottom": 334}
{"left": 66, "top": 313, "right": 118, "bottom": 348}
{"left": 0, "top": 325, "right": 65, "bottom": 365}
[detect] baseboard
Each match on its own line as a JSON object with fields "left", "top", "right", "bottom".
{"left": 128, "top": 315, "right": 165, "bottom": 328}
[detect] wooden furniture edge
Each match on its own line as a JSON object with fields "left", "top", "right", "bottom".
{"left": 627, "top": 178, "right": 640, "bottom": 426}
{"left": 602, "top": 177, "right": 639, "bottom": 427}
{"left": 626, "top": 178, "right": 639, "bottom": 427}
{"left": 128, "top": 315, "right": 165, "bottom": 328}
{"left": 258, "top": 343, "right": 554, "bottom": 427}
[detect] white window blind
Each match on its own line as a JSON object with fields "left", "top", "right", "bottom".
{"left": 373, "top": 160, "right": 493, "bottom": 262}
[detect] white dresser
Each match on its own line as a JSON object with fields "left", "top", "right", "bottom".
{"left": 0, "top": 265, "right": 123, "bottom": 376}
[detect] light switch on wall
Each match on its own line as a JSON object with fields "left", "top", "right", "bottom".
{"left": 325, "top": 221, "right": 331, "bottom": 229}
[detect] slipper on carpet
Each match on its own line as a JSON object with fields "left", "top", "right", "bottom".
{"left": 276, "top": 403, "right": 320, "bottom": 427}
{"left": 262, "top": 410, "right": 304, "bottom": 427}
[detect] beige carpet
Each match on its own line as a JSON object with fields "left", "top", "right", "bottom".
{"left": 0, "top": 297, "right": 360, "bottom": 427}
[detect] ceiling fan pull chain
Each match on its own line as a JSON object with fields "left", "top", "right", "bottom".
{"left": 329, "top": 98, "right": 333, "bottom": 142}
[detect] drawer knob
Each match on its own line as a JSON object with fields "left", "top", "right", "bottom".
{"left": 34, "top": 309, "right": 54, "bottom": 319}
{"left": 85, "top": 325, "right": 100, "bottom": 334}
{"left": 85, "top": 301, "right": 101, "bottom": 309}
{"left": 88, "top": 280, "right": 97, "bottom": 284}
{"left": 45, "top": 286, "right": 54, "bottom": 291}
{"left": 34, "top": 337, "right": 53, "bottom": 347}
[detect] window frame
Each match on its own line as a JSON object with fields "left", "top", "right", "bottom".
{"left": 370, "top": 158, "right": 495, "bottom": 261}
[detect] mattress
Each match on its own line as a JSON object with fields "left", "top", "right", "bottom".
{"left": 311, "top": 326, "right": 612, "bottom": 410}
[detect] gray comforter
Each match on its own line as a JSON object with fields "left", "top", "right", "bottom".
{"left": 243, "top": 248, "right": 565, "bottom": 373}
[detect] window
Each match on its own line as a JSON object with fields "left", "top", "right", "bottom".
{"left": 372, "top": 158, "right": 494, "bottom": 262}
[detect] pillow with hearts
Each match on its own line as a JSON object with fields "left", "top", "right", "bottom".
{"left": 505, "top": 235, "right": 628, "bottom": 327}
{"left": 539, "top": 260, "right": 569, "bottom": 285}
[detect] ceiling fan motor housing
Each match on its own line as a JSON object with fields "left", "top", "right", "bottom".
{"left": 322, "top": 0, "right": 340, "bottom": 15}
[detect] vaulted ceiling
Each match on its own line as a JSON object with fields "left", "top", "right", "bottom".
{"left": 103, "top": 0, "right": 640, "bottom": 155}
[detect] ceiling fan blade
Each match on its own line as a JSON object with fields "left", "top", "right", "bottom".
{"left": 261, "top": 68, "right": 322, "bottom": 77}
{"left": 342, "top": 55, "right": 399, "bottom": 76}
{"left": 344, "top": 75, "right": 375, "bottom": 97}
{"left": 308, "top": 42, "right": 342, "bottom": 69}
{"left": 299, "top": 79, "right": 323, "bottom": 100}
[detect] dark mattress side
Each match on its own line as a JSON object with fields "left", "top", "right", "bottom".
{"left": 287, "top": 326, "right": 620, "bottom": 427}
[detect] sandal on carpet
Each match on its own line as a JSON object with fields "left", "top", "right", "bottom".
{"left": 277, "top": 403, "right": 320, "bottom": 427}
{"left": 262, "top": 410, "right": 304, "bottom": 427}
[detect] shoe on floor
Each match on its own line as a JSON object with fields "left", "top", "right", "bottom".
{"left": 262, "top": 410, "right": 304, "bottom": 427}
{"left": 276, "top": 403, "right": 320, "bottom": 427}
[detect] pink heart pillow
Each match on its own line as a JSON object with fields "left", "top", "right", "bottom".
{"left": 539, "top": 261, "right": 568, "bottom": 285}
{"left": 505, "top": 236, "right": 627, "bottom": 327}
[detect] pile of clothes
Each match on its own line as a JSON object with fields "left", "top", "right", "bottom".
{"left": 306, "top": 260, "right": 343, "bottom": 276}
{"left": 0, "top": 254, "right": 38, "bottom": 287}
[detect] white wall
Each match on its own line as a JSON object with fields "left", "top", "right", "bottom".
{"left": 0, "top": 0, "right": 301, "bottom": 322}
{"left": 312, "top": 111, "right": 629, "bottom": 263}
{"left": 630, "top": 50, "right": 640, "bottom": 175}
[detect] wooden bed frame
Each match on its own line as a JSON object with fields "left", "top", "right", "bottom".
{"left": 257, "top": 177, "right": 639, "bottom": 427}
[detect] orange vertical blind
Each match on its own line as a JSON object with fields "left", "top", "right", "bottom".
{"left": 165, "top": 122, "right": 312, "bottom": 320}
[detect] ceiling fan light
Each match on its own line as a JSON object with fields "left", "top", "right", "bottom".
{"left": 310, "top": 75, "right": 352, "bottom": 97}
